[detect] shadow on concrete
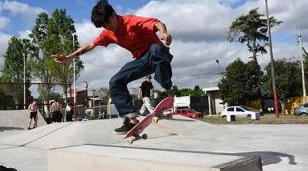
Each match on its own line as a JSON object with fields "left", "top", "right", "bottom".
{"left": 0, "top": 127, "right": 24, "bottom": 132}
{"left": 85, "top": 144, "right": 297, "bottom": 167}
{"left": 169, "top": 118, "right": 196, "bottom": 122}
{"left": 0, "top": 165, "right": 17, "bottom": 171}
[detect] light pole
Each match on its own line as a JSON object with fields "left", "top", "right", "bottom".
{"left": 265, "top": 0, "right": 279, "bottom": 118}
{"left": 72, "top": 33, "right": 77, "bottom": 120}
{"left": 215, "top": 59, "right": 223, "bottom": 79}
{"left": 83, "top": 80, "right": 88, "bottom": 106}
{"left": 298, "top": 29, "right": 306, "bottom": 101}
{"left": 92, "top": 89, "right": 95, "bottom": 108}
{"left": 23, "top": 54, "right": 26, "bottom": 109}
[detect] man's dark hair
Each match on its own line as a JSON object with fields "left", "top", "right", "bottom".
{"left": 91, "top": 0, "right": 115, "bottom": 28}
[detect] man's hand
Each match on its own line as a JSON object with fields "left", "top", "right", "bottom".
{"left": 159, "top": 33, "right": 172, "bottom": 46}
{"left": 52, "top": 54, "right": 70, "bottom": 64}
{"left": 138, "top": 95, "right": 142, "bottom": 100}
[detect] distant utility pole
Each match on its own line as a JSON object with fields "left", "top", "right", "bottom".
{"left": 265, "top": 0, "right": 279, "bottom": 118}
{"left": 72, "top": 33, "right": 77, "bottom": 121}
{"left": 298, "top": 29, "right": 306, "bottom": 100}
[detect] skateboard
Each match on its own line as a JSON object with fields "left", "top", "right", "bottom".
{"left": 124, "top": 96, "right": 174, "bottom": 144}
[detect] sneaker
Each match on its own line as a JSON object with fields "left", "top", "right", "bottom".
{"left": 113, "top": 118, "right": 139, "bottom": 135}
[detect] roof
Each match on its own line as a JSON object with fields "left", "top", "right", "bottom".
{"left": 202, "top": 87, "right": 219, "bottom": 93}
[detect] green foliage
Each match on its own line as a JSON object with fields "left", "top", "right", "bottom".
{"left": 0, "top": 77, "right": 14, "bottom": 109}
{"left": 1, "top": 37, "right": 38, "bottom": 108}
{"left": 303, "top": 47, "right": 308, "bottom": 73}
{"left": 227, "top": 8, "right": 282, "bottom": 61}
{"left": 47, "top": 9, "right": 84, "bottom": 98}
{"left": 218, "top": 59, "right": 263, "bottom": 105}
{"left": 163, "top": 85, "right": 204, "bottom": 97}
{"left": 262, "top": 60, "right": 302, "bottom": 102}
{"left": 28, "top": 9, "right": 84, "bottom": 108}
{"left": 165, "top": 85, "right": 180, "bottom": 97}
{"left": 38, "top": 91, "right": 61, "bottom": 103}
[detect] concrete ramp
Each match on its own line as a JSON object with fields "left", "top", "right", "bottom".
{"left": 0, "top": 116, "right": 262, "bottom": 171}
{"left": 48, "top": 144, "right": 262, "bottom": 171}
{"left": 0, "top": 110, "right": 46, "bottom": 130}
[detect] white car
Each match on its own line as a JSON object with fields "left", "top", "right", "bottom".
{"left": 220, "top": 106, "right": 260, "bottom": 118}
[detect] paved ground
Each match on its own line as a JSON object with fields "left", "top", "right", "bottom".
{"left": 0, "top": 116, "right": 307, "bottom": 171}
{"left": 0, "top": 110, "right": 46, "bottom": 131}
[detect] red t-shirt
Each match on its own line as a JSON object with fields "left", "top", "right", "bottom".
{"left": 93, "top": 15, "right": 161, "bottom": 59}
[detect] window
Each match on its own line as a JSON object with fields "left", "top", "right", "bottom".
{"left": 236, "top": 107, "right": 244, "bottom": 112}
{"left": 227, "top": 107, "right": 234, "bottom": 112}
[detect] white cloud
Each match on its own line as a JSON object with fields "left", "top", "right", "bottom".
{"left": 0, "top": 32, "right": 11, "bottom": 72}
{"left": 72, "top": 0, "right": 308, "bottom": 90}
{"left": 2, "top": 0, "right": 308, "bottom": 92}
{"left": 135, "top": 0, "right": 235, "bottom": 42}
{"left": 0, "top": 1, "right": 45, "bottom": 72}
{"left": 0, "top": 1, "right": 46, "bottom": 23}
{"left": 0, "top": 16, "right": 10, "bottom": 29}
{"left": 75, "top": 21, "right": 133, "bottom": 89}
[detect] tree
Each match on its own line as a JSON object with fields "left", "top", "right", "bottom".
{"left": 165, "top": 85, "right": 180, "bottom": 97}
{"left": 29, "top": 12, "right": 53, "bottom": 115}
{"left": 218, "top": 59, "right": 262, "bottom": 105}
{"left": 1, "top": 37, "right": 38, "bottom": 109}
{"left": 227, "top": 8, "right": 282, "bottom": 62}
{"left": 0, "top": 77, "right": 14, "bottom": 109}
{"left": 46, "top": 9, "right": 84, "bottom": 103}
{"left": 262, "top": 60, "right": 302, "bottom": 105}
{"left": 245, "top": 60, "right": 263, "bottom": 100}
{"left": 303, "top": 47, "right": 308, "bottom": 76}
{"left": 29, "top": 10, "right": 84, "bottom": 115}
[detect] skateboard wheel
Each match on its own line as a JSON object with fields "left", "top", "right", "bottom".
{"left": 152, "top": 116, "right": 159, "bottom": 123}
{"left": 127, "top": 136, "right": 135, "bottom": 144}
{"left": 142, "top": 134, "right": 147, "bottom": 139}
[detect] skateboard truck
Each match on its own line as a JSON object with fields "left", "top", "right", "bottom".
{"left": 123, "top": 97, "right": 174, "bottom": 144}
{"left": 127, "top": 134, "right": 148, "bottom": 144}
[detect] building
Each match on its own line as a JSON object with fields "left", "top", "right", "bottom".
{"left": 202, "top": 87, "right": 226, "bottom": 115}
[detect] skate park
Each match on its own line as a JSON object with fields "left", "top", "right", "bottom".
{"left": 1, "top": 0, "right": 308, "bottom": 171}
{"left": 1, "top": 111, "right": 308, "bottom": 171}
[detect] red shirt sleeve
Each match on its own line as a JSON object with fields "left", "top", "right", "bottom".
{"left": 130, "top": 15, "right": 160, "bottom": 32}
{"left": 93, "top": 30, "right": 112, "bottom": 47}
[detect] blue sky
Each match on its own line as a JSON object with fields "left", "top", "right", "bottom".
{"left": 0, "top": 0, "right": 152, "bottom": 34}
{"left": 1, "top": 0, "right": 251, "bottom": 35}
{"left": 0, "top": 0, "right": 307, "bottom": 90}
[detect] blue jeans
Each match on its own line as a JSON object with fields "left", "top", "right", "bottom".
{"left": 109, "top": 43, "right": 173, "bottom": 118}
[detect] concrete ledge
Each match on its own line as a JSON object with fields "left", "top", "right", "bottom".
{"left": 48, "top": 145, "right": 262, "bottom": 171}
{"left": 214, "top": 156, "right": 262, "bottom": 171}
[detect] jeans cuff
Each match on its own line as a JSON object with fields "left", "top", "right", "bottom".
{"left": 126, "top": 112, "right": 137, "bottom": 119}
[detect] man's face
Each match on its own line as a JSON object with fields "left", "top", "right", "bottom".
{"left": 103, "top": 13, "right": 118, "bottom": 32}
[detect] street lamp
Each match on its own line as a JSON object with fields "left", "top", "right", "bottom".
{"left": 297, "top": 29, "right": 306, "bottom": 101}
{"left": 265, "top": 0, "right": 279, "bottom": 118}
{"left": 23, "top": 53, "right": 26, "bottom": 109}
{"left": 215, "top": 59, "right": 223, "bottom": 79}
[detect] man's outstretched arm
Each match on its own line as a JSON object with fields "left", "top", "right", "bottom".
{"left": 52, "top": 42, "right": 96, "bottom": 63}
{"left": 154, "top": 22, "right": 172, "bottom": 46}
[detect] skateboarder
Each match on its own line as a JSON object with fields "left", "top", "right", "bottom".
{"left": 27, "top": 100, "right": 38, "bottom": 130}
{"left": 53, "top": 0, "right": 173, "bottom": 134}
{"left": 139, "top": 75, "right": 154, "bottom": 116}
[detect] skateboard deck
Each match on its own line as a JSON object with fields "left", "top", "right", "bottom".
{"left": 124, "top": 96, "right": 174, "bottom": 144}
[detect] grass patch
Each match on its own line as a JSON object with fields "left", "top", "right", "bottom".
{"left": 201, "top": 114, "right": 308, "bottom": 124}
